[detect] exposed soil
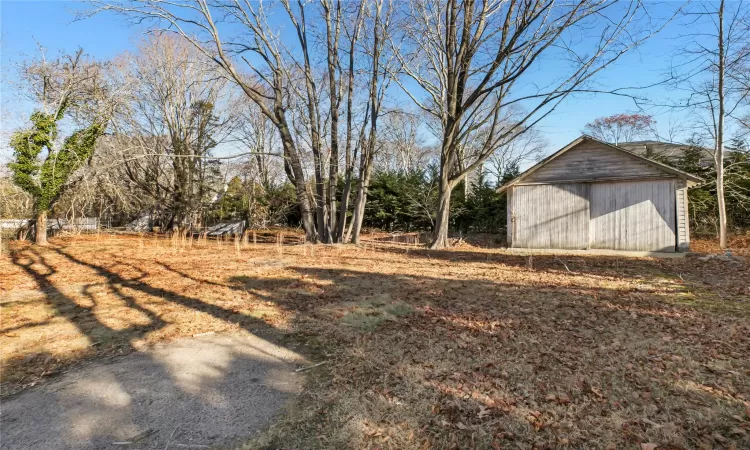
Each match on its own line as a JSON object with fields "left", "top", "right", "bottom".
{"left": 1, "top": 333, "right": 303, "bottom": 450}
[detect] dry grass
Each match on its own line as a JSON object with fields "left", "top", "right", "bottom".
{"left": 1, "top": 234, "right": 749, "bottom": 449}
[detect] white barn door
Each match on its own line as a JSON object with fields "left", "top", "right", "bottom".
{"left": 511, "top": 184, "right": 590, "bottom": 249}
{"left": 590, "top": 180, "right": 676, "bottom": 252}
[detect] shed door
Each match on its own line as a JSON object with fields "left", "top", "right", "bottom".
{"left": 590, "top": 180, "right": 676, "bottom": 252}
{"left": 511, "top": 184, "right": 590, "bottom": 249}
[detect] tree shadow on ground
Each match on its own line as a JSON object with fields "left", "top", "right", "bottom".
{"left": 4, "top": 247, "right": 303, "bottom": 450}
{"left": 375, "top": 245, "right": 661, "bottom": 272}
{"left": 225, "top": 265, "right": 749, "bottom": 449}
{"left": 5, "top": 242, "right": 749, "bottom": 449}
{"left": 369, "top": 244, "right": 750, "bottom": 292}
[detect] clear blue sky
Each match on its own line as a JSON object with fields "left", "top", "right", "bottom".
{"left": 1, "top": 0, "right": 140, "bottom": 163}
{"left": 0, "top": 0, "right": 714, "bottom": 164}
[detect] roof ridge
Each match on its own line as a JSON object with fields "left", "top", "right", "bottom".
{"left": 497, "top": 135, "right": 703, "bottom": 193}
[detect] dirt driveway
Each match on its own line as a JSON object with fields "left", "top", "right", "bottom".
{"left": 1, "top": 333, "right": 303, "bottom": 450}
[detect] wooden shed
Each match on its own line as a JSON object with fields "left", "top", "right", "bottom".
{"left": 499, "top": 136, "right": 703, "bottom": 252}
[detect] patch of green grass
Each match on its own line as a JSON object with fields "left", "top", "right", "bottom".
{"left": 661, "top": 289, "right": 750, "bottom": 317}
{"left": 321, "top": 294, "right": 414, "bottom": 332}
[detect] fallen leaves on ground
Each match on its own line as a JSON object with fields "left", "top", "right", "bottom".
{"left": 1, "top": 235, "right": 748, "bottom": 449}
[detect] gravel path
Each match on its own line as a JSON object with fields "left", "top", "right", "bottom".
{"left": 1, "top": 333, "right": 303, "bottom": 450}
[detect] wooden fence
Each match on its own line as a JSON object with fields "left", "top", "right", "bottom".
{"left": 1, "top": 217, "right": 99, "bottom": 235}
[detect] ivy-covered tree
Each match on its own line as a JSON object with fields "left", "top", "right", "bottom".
{"left": 8, "top": 49, "right": 112, "bottom": 245}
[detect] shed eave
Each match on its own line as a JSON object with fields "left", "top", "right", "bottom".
{"left": 496, "top": 135, "right": 703, "bottom": 192}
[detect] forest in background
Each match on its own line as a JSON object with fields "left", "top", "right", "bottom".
{"left": 1, "top": 0, "right": 749, "bottom": 245}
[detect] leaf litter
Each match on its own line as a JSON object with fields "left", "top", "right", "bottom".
{"left": 1, "top": 234, "right": 748, "bottom": 449}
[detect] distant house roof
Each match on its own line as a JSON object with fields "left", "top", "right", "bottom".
{"left": 617, "top": 140, "right": 715, "bottom": 164}
{"left": 618, "top": 139, "right": 745, "bottom": 163}
{"left": 497, "top": 135, "right": 703, "bottom": 193}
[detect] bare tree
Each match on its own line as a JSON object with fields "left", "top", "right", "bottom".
{"left": 392, "top": 0, "right": 676, "bottom": 248}
{"left": 235, "top": 98, "right": 283, "bottom": 191}
{"left": 110, "top": 36, "right": 234, "bottom": 231}
{"left": 88, "top": 0, "right": 326, "bottom": 240}
{"left": 276, "top": 0, "right": 334, "bottom": 241}
{"left": 666, "top": 0, "right": 750, "bottom": 248}
{"left": 376, "top": 110, "right": 434, "bottom": 173}
{"left": 335, "top": 0, "right": 368, "bottom": 242}
{"left": 89, "top": 0, "right": 403, "bottom": 243}
{"left": 717, "top": 0, "right": 729, "bottom": 248}
{"left": 582, "top": 113, "right": 656, "bottom": 145}
{"left": 322, "top": 0, "right": 343, "bottom": 241}
{"left": 350, "top": 0, "right": 397, "bottom": 245}
{"left": 278, "top": 0, "right": 381, "bottom": 243}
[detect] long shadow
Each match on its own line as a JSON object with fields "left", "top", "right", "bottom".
{"left": 4, "top": 247, "right": 303, "bottom": 450}
{"left": 146, "top": 258, "right": 697, "bottom": 323}
{"left": 8, "top": 244, "right": 748, "bottom": 449}
{"left": 155, "top": 260, "right": 315, "bottom": 309}
{"left": 53, "top": 247, "right": 303, "bottom": 367}
{"left": 369, "top": 244, "right": 697, "bottom": 280}
{"left": 230, "top": 265, "right": 697, "bottom": 319}
{"left": 10, "top": 249, "right": 161, "bottom": 348}
{"left": 244, "top": 265, "right": 749, "bottom": 448}
{"left": 53, "top": 248, "right": 282, "bottom": 338}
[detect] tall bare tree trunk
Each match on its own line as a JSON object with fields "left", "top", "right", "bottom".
{"left": 278, "top": 117, "right": 317, "bottom": 242}
{"left": 324, "top": 0, "right": 341, "bottom": 242}
{"left": 430, "top": 121, "right": 460, "bottom": 249}
{"left": 286, "top": 0, "right": 331, "bottom": 243}
{"left": 35, "top": 209, "right": 48, "bottom": 246}
{"left": 716, "top": 0, "right": 728, "bottom": 249}
{"left": 313, "top": 156, "right": 329, "bottom": 243}
{"left": 430, "top": 176, "right": 452, "bottom": 249}
{"left": 351, "top": 157, "right": 373, "bottom": 245}
{"left": 338, "top": 173, "right": 354, "bottom": 241}
{"left": 328, "top": 131, "right": 339, "bottom": 243}
{"left": 344, "top": 207, "right": 355, "bottom": 243}
{"left": 350, "top": 0, "right": 386, "bottom": 245}
{"left": 334, "top": 0, "right": 365, "bottom": 243}
{"left": 339, "top": 119, "right": 368, "bottom": 243}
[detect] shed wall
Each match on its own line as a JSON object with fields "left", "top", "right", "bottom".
{"left": 509, "top": 184, "right": 590, "bottom": 249}
{"left": 509, "top": 179, "right": 679, "bottom": 252}
{"left": 675, "top": 180, "right": 690, "bottom": 251}
{"left": 589, "top": 180, "right": 676, "bottom": 252}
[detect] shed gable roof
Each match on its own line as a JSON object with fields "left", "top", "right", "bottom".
{"left": 498, "top": 135, "right": 703, "bottom": 192}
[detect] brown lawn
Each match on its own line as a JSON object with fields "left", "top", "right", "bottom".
{"left": 1, "top": 234, "right": 749, "bottom": 449}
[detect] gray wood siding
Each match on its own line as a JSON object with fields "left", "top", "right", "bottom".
{"left": 590, "top": 180, "right": 676, "bottom": 252}
{"left": 506, "top": 188, "right": 513, "bottom": 246}
{"left": 524, "top": 140, "right": 670, "bottom": 183}
{"left": 510, "top": 184, "right": 590, "bottom": 249}
{"left": 675, "top": 181, "right": 690, "bottom": 251}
